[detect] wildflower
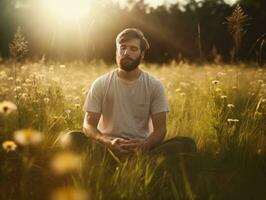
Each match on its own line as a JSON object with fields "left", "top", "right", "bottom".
{"left": 261, "top": 99, "right": 266, "bottom": 103}
{"left": 65, "top": 109, "right": 71, "bottom": 118}
{"left": 74, "top": 104, "right": 81, "bottom": 109}
{"left": 221, "top": 95, "right": 227, "bottom": 99}
{"left": 215, "top": 88, "right": 222, "bottom": 92}
{"left": 25, "top": 79, "right": 32, "bottom": 83}
{"left": 21, "top": 65, "right": 27, "bottom": 70}
{"left": 21, "top": 93, "right": 28, "bottom": 99}
{"left": 14, "top": 129, "right": 43, "bottom": 146}
{"left": 8, "top": 77, "right": 14, "bottom": 81}
{"left": 257, "top": 149, "right": 262, "bottom": 155}
{"left": 0, "top": 101, "right": 17, "bottom": 114}
{"left": 175, "top": 88, "right": 181, "bottom": 92}
{"left": 212, "top": 80, "right": 219, "bottom": 85}
{"left": 50, "top": 152, "right": 81, "bottom": 175}
{"left": 51, "top": 187, "right": 88, "bottom": 200}
{"left": 14, "top": 86, "right": 22, "bottom": 92}
{"left": 44, "top": 98, "right": 50, "bottom": 104}
{"left": 2, "top": 140, "right": 17, "bottom": 152}
{"left": 180, "top": 92, "right": 186, "bottom": 96}
{"left": 227, "top": 118, "right": 239, "bottom": 123}
{"left": 232, "top": 86, "right": 238, "bottom": 90}
{"left": 227, "top": 104, "right": 235, "bottom": 108}
{"left": 258, "top": 80, "right": 264, "bottom": 84}
{"left": 59, "top": 64, "right": 66, "bottom": 69}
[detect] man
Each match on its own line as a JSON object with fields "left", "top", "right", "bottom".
{"left": 65, "top": 28, "right": 196, "bottom": 155}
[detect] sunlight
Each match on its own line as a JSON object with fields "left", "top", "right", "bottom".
{"left": 40, "top": 0, "right": 91, "bottom": 21}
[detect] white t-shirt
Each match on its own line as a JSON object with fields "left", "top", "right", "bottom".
{"left": 83, "top": 68, "right": 169, "bottom": 139}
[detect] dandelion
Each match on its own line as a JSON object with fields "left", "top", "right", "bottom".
{"left": 227, "top": 104, "right": 235, "bottom": 108}
{"left": 2, "top": 140, "right": 17, "bottom": 152}
{"left": 14, "top": 129, "right": 43, "bottom": 146}
{"left": 50, "top": 152, "right": 81, "bottom": 175}
{"left": 0, "top": 101, "right": 17, "bottom": 115}
{"left": 212, "top": 80, "right": 219, "bottom": 85}
{"left": 51, "top": 187, "right": 88, "bottom": 200}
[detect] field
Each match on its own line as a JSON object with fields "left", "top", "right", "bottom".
{"left": 0, "top": 61, "right": 265, "bottom": 200}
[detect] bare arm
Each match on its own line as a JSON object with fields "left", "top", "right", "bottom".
{"left": 83, "top": 111, "right": 130, "bottom": 153}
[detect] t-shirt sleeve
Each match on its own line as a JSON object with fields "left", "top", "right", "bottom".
{"left": 150, "top": 80, "right": 169, "bottom": 114}
{"left": 83, "top": 78, "right": 103, "bottom": 113}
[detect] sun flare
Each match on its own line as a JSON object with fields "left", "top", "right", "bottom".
{"left": 41, "top": 0, "right": 91, "bottom": 21}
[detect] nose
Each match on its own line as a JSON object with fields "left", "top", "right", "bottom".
{"left": 123, "top": 47, "right": 130, "bottom": 57}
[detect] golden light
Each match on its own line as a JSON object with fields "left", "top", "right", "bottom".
{"left": 40, "top": 0, "right": 91, "bottom": 21}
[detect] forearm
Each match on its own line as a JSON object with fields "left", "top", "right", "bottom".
{"left": 144, "top": 130, "right": 166, "bottom": 150}
{"left": 83, "top": 125, "right": 109, "bottom": 145}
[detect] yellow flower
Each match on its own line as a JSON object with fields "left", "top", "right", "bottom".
{"left": 14, "top": 129, "right": 43, "bottom": 146}
{"left": 0, "top": 101, "right": 17, "bottom": 115}
{"left": 2, "top": 140, "right": 17, "bottom": 152}
{"left": 51, "top": 187, "right": 89, "bottom": 200}
{"left": 50, "top": 152, "right": 81, "bottom": 175}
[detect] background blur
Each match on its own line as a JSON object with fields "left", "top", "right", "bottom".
{"left": 0, "top": 0, "right": 265, "bottom": 63}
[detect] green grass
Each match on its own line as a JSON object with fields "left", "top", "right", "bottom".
{"left": 0, "top": 61, "right": 265, "bottom": 200}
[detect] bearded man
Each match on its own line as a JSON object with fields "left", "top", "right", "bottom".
{"left": 64, "top": 28, "right": 196, "bottom": 155}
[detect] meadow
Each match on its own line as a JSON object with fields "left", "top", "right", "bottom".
{"left": 0, "top": 61, "right": 265, "bottom": 200}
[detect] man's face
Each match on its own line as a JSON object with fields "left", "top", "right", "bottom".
{"left": 116, "top": 38, "right": 144, "bottom": 72}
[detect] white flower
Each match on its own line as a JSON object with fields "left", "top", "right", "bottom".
{"left": 227, "top": 104, "right": 235, "bottom": 108}
{"left": 0, "top": 101, "right": 17, "bottom": 115}
{"left": 2, "top": 140, "right": 17, "bottom": 152}
{"left": 14, "top": 129, "right": 43, "bottom": 146}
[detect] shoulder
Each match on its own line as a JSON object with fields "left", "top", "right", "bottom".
{"left": 142, "top": 70, "right": 165, "bottom": 89}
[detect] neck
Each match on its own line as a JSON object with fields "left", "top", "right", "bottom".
{"left": 117, "top": 67, "right": 142, "bottom": 81}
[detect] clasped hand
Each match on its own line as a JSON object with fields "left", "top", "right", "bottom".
{"left": 108, "top": 137, "right": 148, "bottom": 154}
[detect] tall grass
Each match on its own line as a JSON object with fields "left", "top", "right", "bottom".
{"left": 0, "top": 61, "right": 265, "bottom": 200}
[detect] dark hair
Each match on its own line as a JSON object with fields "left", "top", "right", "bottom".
{"left": 116, "top": 28, "right": 150, "bottom": 52}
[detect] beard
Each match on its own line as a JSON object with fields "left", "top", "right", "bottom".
{"left": 117, "top": 55, "right": 141, "bottom": 72}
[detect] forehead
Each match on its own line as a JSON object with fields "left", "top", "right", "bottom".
{"left": 118, "top": 38, "right": 141, "bottom": 48}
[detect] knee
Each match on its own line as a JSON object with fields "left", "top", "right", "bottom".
{"left": 60, "top": 131, "right": 90, "bottom": 151}
{"left": 182, "top": 136, "right": 197, "bottom": 152}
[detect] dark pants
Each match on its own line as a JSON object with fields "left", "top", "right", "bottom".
{"left": 59, "top": 131, "right": 197, "bottom": 156}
